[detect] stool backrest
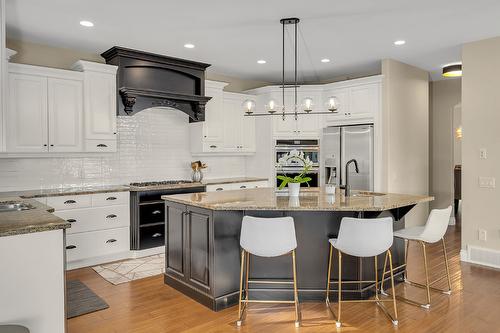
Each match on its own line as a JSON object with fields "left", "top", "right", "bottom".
{"left": 420, "top": 206, "right": 452, "bottom": 243}
{"left": 335, "top": 217, "right": 394, "bottom": 257}
{"left": 240, "top": 216, "right": 297, "bottom": 257}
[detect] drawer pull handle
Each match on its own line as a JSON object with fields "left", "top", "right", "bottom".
{"left": 64, "top": 200, "right": 76, "bottom": 204}
{"left": 66, "top": 245, "right": 77, "bottom": 250}
{"left": 106, "top": 214, "right": 117, "bottom": 219}
{"left": 97, "top": 144, "right": 108, "bottom": 148}
{"left": 240, "top": 185, "right": 247, "bottom": 189}
{"left": 106, "top": 239, "right": 117, "bottom": 244}
{"left": 216, "top": 188, "right": 223, "bottom": 191}
{"left": 152, "top": 233, "right": 163, "bottom": 238}
{"left": 106, "top": 196, "right": 117, "bottom": 201}
{"left": 209, "top": 145, "right": 217, "bottom": 148}
{"left": 152, "top": 210, "right": 162, "bottom": 215}
{"left": 67, "top": 219, "right": 77, "bottom": 223}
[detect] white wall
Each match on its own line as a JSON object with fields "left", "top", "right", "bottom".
{"left": 0, "top": 108, "right": 246, "bottom": 191}
{"left": 381, "top": 59, "right": 430, "bottom": 227}
{"left": 462, "top": 36, "right": 500, "bottom": 252}
{"left": 429, "top": 79, "right": 461, "bottom": 210}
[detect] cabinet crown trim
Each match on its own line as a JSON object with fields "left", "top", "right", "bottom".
{"left": 71, "top": 60, "right": 118, "bottom": 74}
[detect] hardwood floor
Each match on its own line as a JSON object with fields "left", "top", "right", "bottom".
{"left": 67, "top": 226, "right": 500, "bottom": 333}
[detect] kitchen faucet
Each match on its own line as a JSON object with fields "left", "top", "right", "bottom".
{"left": 340, "top": 159, "right": 359, "bottom": 197}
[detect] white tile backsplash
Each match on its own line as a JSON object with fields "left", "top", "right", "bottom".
{"left": 0, "top": 108, "right": 246, "bottom": 191}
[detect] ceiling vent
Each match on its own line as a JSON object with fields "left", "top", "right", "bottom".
{"left": 101, "top": 46, "right": 211, "bottom": 122}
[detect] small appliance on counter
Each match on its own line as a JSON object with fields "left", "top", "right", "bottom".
{"left": 129, "top": 180, "right": 206, "bottom": 250}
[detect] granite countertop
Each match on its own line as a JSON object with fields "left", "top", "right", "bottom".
{"left": 128, "top": 182, "right": 205, "bottom": 192}
{"left": 202, "top": 177, "right": 268, "bottom": 185}
{"left": 0, "top": 197, "right": 70, "bottom": 237}
{"left": 162, "top": 187, "right": 433, "bottom": 211}
{"left": 0, "top": 185, "right": 131, "bottom": 199}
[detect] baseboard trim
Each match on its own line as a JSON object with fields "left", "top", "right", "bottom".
{"left": 460, "top": 246, "right": 500, "bottom": 270}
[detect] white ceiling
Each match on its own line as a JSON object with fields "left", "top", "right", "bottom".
{"left": 6, "top": 0, "right": 500, "bottom": 82}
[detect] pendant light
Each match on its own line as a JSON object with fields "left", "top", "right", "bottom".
{"left": 243, "top": 18, "right": 337, "bottom": 119}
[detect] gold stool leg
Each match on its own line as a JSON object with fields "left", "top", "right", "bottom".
{"left": 336, "top": 250, "right": 342, "bottom": 328}
{"left": 442, "top": 238, "right": 452, "bottom": 294}
{"left": 374, "top": 255, "right": 379, "bottom": 300}
{"left": 236, "top": 250, "right": 246, "bottom": 326}
{"left": 388, "top": 250, "right": 399, "bottom": 325}
{"left": 326, "top": 243, "right": 333, "bottom": 304}
{"left": 380, "top": 251, "right": 389, "bottom": 295}
{"left": 403, "top": 239, "right": 410, "bottom": 281}
{"left": 292, "top": 249, "right": 301, "bottom": 327}
{"left": 421, "top": 241, "right": 431, "bottom": 308}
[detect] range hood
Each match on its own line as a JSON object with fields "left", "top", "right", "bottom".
{"left": 101, "top": 46, "right": 211, "bottom": 122}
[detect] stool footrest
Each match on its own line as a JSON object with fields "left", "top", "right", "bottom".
{"left": 241, "top": 299, "right": 295, "bottom": 304}
{"left": 248, "top": 279, "right": 294, "bottom": 285}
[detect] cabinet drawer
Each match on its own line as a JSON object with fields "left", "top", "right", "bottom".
{"left": 206, "top": 184, "right": 234, "bottom": 192}
{"left": 85, "top": 139, "right": 117, "bottom": 152}
{"left": 202, "top": 142, "right": 223, "bottom": 152}
{"left": 66, "top": 227, "right": 129, "bottom": 262}
{"left": 55, "top": 205, "right": 129, "bottom": 234}
{"left": 47, "top": 194, "right": 92, "bottom": 210}
{"left": 236, "top": 181, "right": 269, "bottom": 189}
{"left": 92, "top": 191, "right": 128, "bottom": 207}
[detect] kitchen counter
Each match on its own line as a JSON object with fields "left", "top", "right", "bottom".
{"left": 201, "top": 177, "right": 268, "bottom": 185}
{"left": 0, "top": 197, "right": 70, "bottom": 237}
{"left": 161, "top": 187, "right": 433, "bottom": 211}
{"left": 162, "top": 187, "right": 433, "bottom": 311}
{"left": 1, "top": 184, "right": 130, "bottom": 199}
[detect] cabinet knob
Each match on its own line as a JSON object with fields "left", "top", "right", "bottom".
{"left": 106, "top": 239, "right": 117, "bottom": 244}
{"left": 67, "top": 219, "right": 77, "bottom": 223}
{"left": 43, "top": 144, "right": 48, "bottom": 147}
{"left": 240, "top": 185, "right": 247, "bottom": 189}
{"left": 64, "top": 200, "right": 77, "bottom": 204}
{"left": 50, "top": 144, "right": 54, "bottom": 147}
{"left": 66, "top": 245, "right": 77, "bottom": 250}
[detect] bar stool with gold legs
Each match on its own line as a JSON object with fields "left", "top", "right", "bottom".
{"left": 381, "top": 206, "right": 453, "bottom": 309}
{"left": 236, "top": 216, "right": 301, "bottom": 328}
{"left": 326, "top": 217, "right": 399, "bottom": 327}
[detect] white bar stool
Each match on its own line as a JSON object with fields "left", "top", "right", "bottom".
{"left": 237, "top": 215, "right": 301, "bottom": 327}
{"left": 326, "top": 217, "right": 399, "bottom": 327}
{"left": 382, "top": 206, "right": 453, "bottom": 308}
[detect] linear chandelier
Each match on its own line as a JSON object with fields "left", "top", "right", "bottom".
{"left": 242, "top": 17, "right": 340, "bottom": 120}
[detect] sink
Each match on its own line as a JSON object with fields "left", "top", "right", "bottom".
{"left": 0, "top": 201, "right": 35, "bottom": 212}
{"left": 351, "top": 191, "right": 386, "bottom": 198}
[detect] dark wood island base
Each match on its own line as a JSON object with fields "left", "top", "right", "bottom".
{"left": 162, "top": 188, "right": 432, "bottom": 311}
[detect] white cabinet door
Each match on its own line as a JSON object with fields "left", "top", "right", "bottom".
{"left": 83, "top": 71, "right": 116, "bottom": 140}
{"left": 7, "top": 73, "right": 48, "bottom": 152}
{"left": 47, "top": 78, "right": 83, "bottom": 152}
{"left": 203, "top": 86, "right": 224, "bottom": 143}
{"left": 240, "top": 113, "right": 256, "bottom": 152}
{"left": 222, "top": 95, "right": 241, "bottom": 151}
{"left": 349, "top": 83, "right": 378, "bottom": 119}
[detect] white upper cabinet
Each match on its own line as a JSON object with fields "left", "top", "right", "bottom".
{"left": 349, "top": 83, "right": 379, "bottom": 119}
{"left": 71, "top": 61, "right": 118, "bottom": 152}
{"left": 47, "top": 78, "right": 83, "bottom": 152}
{"left": 7, "top": 73, "right": 48, "bottom": 152}
{"left": 190, "top": 81, "right": 256, "bottom": 154}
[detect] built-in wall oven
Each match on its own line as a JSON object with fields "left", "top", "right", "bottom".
{"left": 275, "top": 139, "right": 320, "bottom": 189}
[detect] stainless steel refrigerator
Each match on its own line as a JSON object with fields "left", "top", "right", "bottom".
{"left": 321, "top": 124, "right": 374, "bottom": 191}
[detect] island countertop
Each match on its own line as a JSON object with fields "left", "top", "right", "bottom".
{"left": 161, "top": 187, "right": 433, "bottom": 211}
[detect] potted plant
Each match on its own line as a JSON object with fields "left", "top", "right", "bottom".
{"left": 276, "top": 150, "right": 313, "bottom": 196}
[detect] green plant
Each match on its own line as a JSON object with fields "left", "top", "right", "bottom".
{"left": 276, "top": 150, "right": 313, "bottom": 190}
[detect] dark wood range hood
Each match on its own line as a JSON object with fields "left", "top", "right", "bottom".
{"left": 101, "top": 46, "right": 211, "bottom": 122}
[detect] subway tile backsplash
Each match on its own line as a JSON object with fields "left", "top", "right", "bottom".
{"left": 0, "top": 108, "right": 246, "bottom": 191}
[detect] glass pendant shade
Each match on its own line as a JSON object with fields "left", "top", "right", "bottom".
{"left": 242, "top": 99, "right": 256, "bottom": 115}
{"left": 266, "top": 99, "right": 279, "bottom": 114}
{"left": 325, "top": 96, "right": 340, "bottom": 112}
{"left": 301, "top": 97, "right": 314, "bottom": 113}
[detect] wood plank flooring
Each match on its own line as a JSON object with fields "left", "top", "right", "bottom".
{"left": 67, "top": 226, "right": 500, "bottom": 333}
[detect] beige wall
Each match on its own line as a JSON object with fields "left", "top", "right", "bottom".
{"left": 382, "top": 59, "right": 430, "bottom": 227}
{"left": 462, "top": 36, "right": 500, "bottom": 251}
{"left": 429, "top": 79, "right": 461, "bottom": 211}
{"left": 6, "top": 38, "right": 268, "bottom": 93}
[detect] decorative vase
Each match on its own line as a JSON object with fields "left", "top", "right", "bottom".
{"left": 191, "top": 169, "right": 203, "bottom": 182}
{"left": 288, "top": 183, "right": 301, "bottom": 196}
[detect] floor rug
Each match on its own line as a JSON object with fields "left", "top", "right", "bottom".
{"left": 92, "top": 253, "right": 165, "bottom": 285}
{"left": 66, "top": 280, "right": 109, "bottom": 318}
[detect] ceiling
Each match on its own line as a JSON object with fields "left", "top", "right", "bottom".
{"left": 6, "top": 0, "right": 500, "bottom": 82}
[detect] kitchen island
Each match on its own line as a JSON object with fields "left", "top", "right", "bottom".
{"left": 162, "top": 188, "right": 432, "bottom": 311}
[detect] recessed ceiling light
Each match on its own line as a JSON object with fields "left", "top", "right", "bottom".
{"left": 257, "top": 60, "right": 266, "bottom": 64}
{"left": 321, "top": 58, "right": 331, "bottom": 63}
{"left": 394, "top": 40, "right": 406, "bottom": 46}
{"left": 184, "top": 43, "right": 195, "bottom": 49}
{"left": 79, "top": 20, "right": 94, "bottom": 27}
